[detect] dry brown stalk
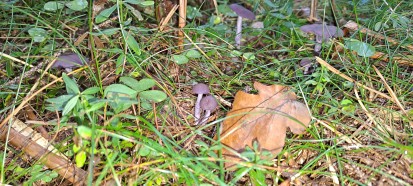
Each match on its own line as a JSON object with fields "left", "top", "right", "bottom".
{"left": 0, "top": 118, "right": 86, "bottom": 185}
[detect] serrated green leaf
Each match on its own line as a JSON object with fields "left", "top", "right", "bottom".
{"left": 75, "top": 151, "right": 87, "bottom": 167}
{"left": 62, "top": 73, "right": 80, "bottom": 94}
{"left": 185, "top": 50, "right": 201, "bottom": 59}
{"left": 62, "top": 95, "right": 79, "bottom": 115}
{"left": 28, "top": 28, "right": 47, "bottom": 42}
{"left": 139, "top": 90, "right": 167, "bottom": 103}
{"left": 77, "top": 125, "right": 92, "bottom": 139}
{"left": 104, "top": 84, "right": 137, "bottom": 98}
{"left": 44, "top": 1, "right": 64, "bottom": 11}
{"left": 124, "top": 32, "right": 141, "bottom": 56}
{"left": 66, "top": 0, "right": 88, "bottom": 11}
{"left": 95, "top": 5, "right": 116, "bottom": 23}
{"left": 172, "top": 54, "right": 189, "bottom": 64}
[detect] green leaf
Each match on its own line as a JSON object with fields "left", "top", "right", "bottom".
{"left": 305, "top": 80, "right": 318, "bottom": 85}
{"left": 95, "top": 5, "right": 116, "bottom": 24}
{"left": 344, "top": 39, "right": 376, "bottom": 57}
{"left": 124, "top": 3, "right": 143, "bottom": 21}
{"left": 120, "top": 77, "right": 156, "bottom": 92}
{"left": 44, "top": 1, "right": 64, "bottom": 11}
{"left": 28, "top": 28, "right": 48, "bottom": 42}
{"left": 243, "top": 52, "right": 256, "bottom": 60}
{"left": 62, "top": 95, "right": 79, "bottom": 115}
{"left": 92, "top": 28, "right": 121, "bottom": 36}
{"left": 172, "top": 54, "right": 189, "bottom": 64}
{"left": 138, "top": 145, "right": 151, "bottom": 156}
{"left": 136, "top": 78, "right": 156, "bottom": 92}
{"left": 87, "top": 101, "right": 106, "bottom": 112}
{"left": 77, "top": 125, "right": 92, "bottom": 139}
{"left": 124, "top": 32, "right": 141, "bottom": 56}
{"left": 139, "top": 90, "right": 167, "bottom": 103}
{"left": 62, "top": 73, "right": 80, "bottom": 94}
{"left": 82, "top": 87, "right": 100, "bottom": 95}
{"left": 185, "top": 50, "right": 201, "bottom": 59}
{"left": 340, "top": 99, "right": 353, "bottom": 106}
{"left": 46, "top": 94, "right": 73, "bottom": 105}
{"left": 73, "top": 144, "right": 81, "bottom": 153}
{"left": 104, "top": 84, "right": 137, "bottom": 98}
{"left": 230, "top": 50, "right": 242, "bottom": 57}
{"left": 75, "top": 151, "right": 87, "bottom": 167}
{"left": 41, "top": 171, "right": 58, "bottom": 182}
{"left": 66, "top": 0, "right": 88, "bottom": 11}
{"left": 250, "top": 169, "right": 266, "bottom": 186}
{"left": 139, "top": 1, "right": 154, "bottom": 6}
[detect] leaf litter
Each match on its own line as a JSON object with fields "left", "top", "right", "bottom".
{"left": 217, "top": 82, "right": 311, "bottom": 167}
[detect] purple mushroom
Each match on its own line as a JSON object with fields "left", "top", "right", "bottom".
{"left": 230, "top": 4, "right": 256, "bottom": 49}
{"left": 192, "top": 83, "right": 210, "bottom": 122}
{"left": 299, "top": 58, "right": 314, "bottom": 75}
{"left": 300, "top": 24, "right": 343, "bottom": 53}
{"left": 199, "top": 95, "right": 218, "bottom": 125}
{"left": 52, "top": 52, "right": 89, "bottom": 72}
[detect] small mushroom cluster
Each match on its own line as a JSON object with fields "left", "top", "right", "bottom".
{"left": 192, "top": 83, "right": 218, "bottom": 125}
{"left": 300, "top": 23, "right": 344, "bottom": 54}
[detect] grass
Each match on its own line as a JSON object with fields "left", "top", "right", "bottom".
{"left": 0, "top": 0, "right": 412, "bottom": 185}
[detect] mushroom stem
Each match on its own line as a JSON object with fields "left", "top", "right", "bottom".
{"left": 199, "top": 110, "right": 211, "bottom": 125}
{"left": 194, "top": 94, "right": 203, "bottom": 121}
{"left": 235, "top": 16, "right": 243, "bottom": 49}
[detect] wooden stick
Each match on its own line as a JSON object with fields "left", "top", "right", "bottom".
{"left": 177, "top": 0, "right": 187, "bottom": 50}
{"left": 159, "top": 5, "right": 178, "bottom": 31}
{"left": 0, "top": 118, "right": 86, "bottom": 185}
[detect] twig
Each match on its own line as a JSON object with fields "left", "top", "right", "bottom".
{"left": 0, "top": 67, "right": 86, "bottom": 129}
{"left": 177, "top": 0, "right": 187, "bottom": 51}
{"left": 343, "top": 20, "right": 413, "bottom": 51}
{"left": 372, "top": 65, "right": 412, "bottom": 127}
{"left": 315, "top": 57, "right": 392, "bottom": 100}
{"left": 0, "top": 52, "right": 61, "bottom": 88}
{"left": 159, "top": 5, "right": 179, "bottom": 31}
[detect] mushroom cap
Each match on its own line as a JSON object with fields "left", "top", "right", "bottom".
{"left": 200, "top": 95, "right": 218, "bottom": 110}
{"left": 52, "top": 53, "right": 89, "bottom": 69}
{"left": 300, "top": 24, "right": 344, "bottom": 42}
{"left": 229, "top": 4, "right": 256, "bottom": 20}
{"left": 192, "top": 83, "right": 210, "bottom": 94}
{"left": 300, "top": 58, "right": 312, "bottom": 67}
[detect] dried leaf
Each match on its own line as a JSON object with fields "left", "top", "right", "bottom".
{"left": 217, "top": 82, "right": 311, "bottom": 167}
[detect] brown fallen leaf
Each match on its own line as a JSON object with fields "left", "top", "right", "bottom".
{"left": 217, "top": 82, "right": 311, "bottom": 168}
